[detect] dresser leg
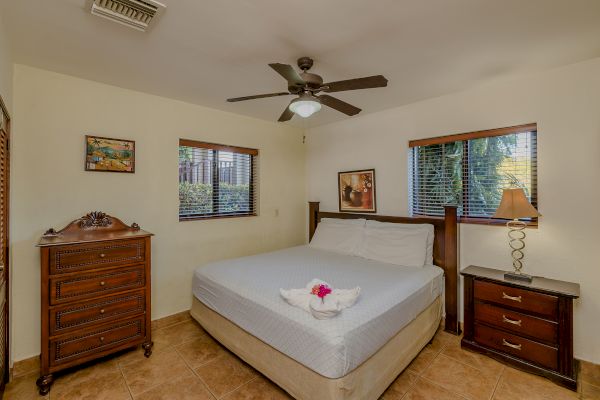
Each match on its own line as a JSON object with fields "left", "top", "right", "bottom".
{"left": 36, "top": 373, "right": 54, "bottom": 395}
{"left": 142, "top": 341, "right": 154, "bottom": 358}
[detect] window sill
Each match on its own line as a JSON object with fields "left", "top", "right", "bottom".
{"left": 458, "top": 217, "right": 538, "bottom": 229}
{"left": 179, "top": 213, "right": 257, "bottom": 222}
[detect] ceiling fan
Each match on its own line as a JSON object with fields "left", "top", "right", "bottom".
{"left": 226, "top": 57, "right": 388, "bottom": 122}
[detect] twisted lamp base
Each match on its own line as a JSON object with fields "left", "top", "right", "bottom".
{"left": 504, "top": 219, "right": 533, "bottom": 283}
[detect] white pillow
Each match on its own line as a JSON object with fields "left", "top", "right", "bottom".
{"left": 309, "top": 221, "right": 364, "bottom": 255}
{"left": 365, "top": 220, "right": 434, "bottom": 265}
{"left": 320, "top": 218, "right": 366, "bottom": 227}
{"left": 358, "top": 223, "right": 429, "bottom": 267}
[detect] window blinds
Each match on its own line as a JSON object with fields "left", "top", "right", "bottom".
{"left": 179, "top": 140, "right": 258, "bottom": 220}
{"left": 409, "top": 125, "right": 537, "bottom": 219}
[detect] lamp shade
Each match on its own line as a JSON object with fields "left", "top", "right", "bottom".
{"left": 289, "top": 92, "right": 321, "bottom": 118}
{"left": 493, "top": 188, "right": 540, "bottom": 220}
{"left": 289, "top": 99, "right": 321, "bottom": 118}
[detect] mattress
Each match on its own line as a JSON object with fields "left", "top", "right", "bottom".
{"left": 192, "top": 245, "right": 443, "bottom": 379}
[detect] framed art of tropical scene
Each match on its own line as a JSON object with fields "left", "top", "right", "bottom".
{"left": 85, "top": 135, "right": 135, "bottom": 173}
{"left": 338, "top": 169, "right": 376, "bottom": 212}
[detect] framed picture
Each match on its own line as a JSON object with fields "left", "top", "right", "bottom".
{"left": 85, "top": 135, "right": 135, "bottom": 173}
{"left": 338, "top": 169, "right": 376, "bottom": 213}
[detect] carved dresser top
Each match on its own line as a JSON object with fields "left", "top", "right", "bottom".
{"left": 37, "top": 211, "right": 153, "bottom": 247}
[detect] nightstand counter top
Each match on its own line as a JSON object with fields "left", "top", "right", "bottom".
{"left": 461, "top": 265, "right": 580, "bottom": 298}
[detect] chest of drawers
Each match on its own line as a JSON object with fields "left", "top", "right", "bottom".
{"left": 461, "top": 266, "right": 579, "bottom": 390}
{"left": 36, "top": 212, "right": 153, "bottom": 395}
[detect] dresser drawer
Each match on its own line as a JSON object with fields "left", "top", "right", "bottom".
{"left": 49, "top": 239, "right": 145, "bottom": 275}
{"left": 50, "top": 290, "right": 146, "bottom": 335}
{"left": 474, "top": 280, "right": 558, "bottom": 320}
{"left": 474, "top": 323, "right": 557, "bottom": 370}
{"left": 50, "top": 317, "right": 145, "bottom": 367}
{"left": 50, "top": 266, "right": 145, "bottom": 305}
{"left": 474, "top": 302, "right": 557, "bottom": 345}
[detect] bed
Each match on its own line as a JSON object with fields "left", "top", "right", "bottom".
{"left": 190, "top": 202, "right": 459, "bottom": 400}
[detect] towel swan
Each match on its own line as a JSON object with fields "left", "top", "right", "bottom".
{"left": 280, "top": 279, "right": 361, "bottom": 319}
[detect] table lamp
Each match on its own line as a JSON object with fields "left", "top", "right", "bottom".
{"left": 493, "top": 188, "right": 540, "bottom": 283}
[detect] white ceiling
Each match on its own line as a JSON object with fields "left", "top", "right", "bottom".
{"left": 2, "top": 0, "right": 600, "bottom": 127}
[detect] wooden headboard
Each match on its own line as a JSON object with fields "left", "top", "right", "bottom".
{"left": 308, "top": 202, "right": 460, "bottom": 335}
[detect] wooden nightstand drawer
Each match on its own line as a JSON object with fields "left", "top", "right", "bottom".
{"left": 474, "top": 280, "right": 558, "bottom": 320}
{"left": 49, "top": 239, "right": 145, "bottom": 275}
{"left": 50, "top": 290, "right": 146, "bottom": 335}
{"left": 474, "top": 323, "right": 557, "bottom": 370}
{"left": 461, "top": 266, "right": 579, "bottom": 391}
{"left": 50, "top": 265, "right": 145, "bottom": 305}
{"left": 474, "top": 302, "right": 557, "bottom": 345}
{"left": 50, "top": 317, "right": 145, "bottom": 367}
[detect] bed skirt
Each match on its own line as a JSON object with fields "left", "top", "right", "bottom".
{"left": 190, "top": 295, "right": 442, "bottom": 400}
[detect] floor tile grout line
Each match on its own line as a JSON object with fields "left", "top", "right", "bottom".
{"left": 415, "top": 346, "right": 442, "bottom": 377}
{"left": 438, "top": 353, "right": 502, "bottom": 398}
{"left": 219, "top": 376, "right": 261, "bottom": 400}
{"left": 150, "top": 320, "right": 199, "bottom": 342}
{"left": 582, "top": 378, "right": 600, "bottom": 389}
{"left": 488, "top": 365, "right": 505, "bottom": 400}
{"left": 385, "top": 339, "right": 449, "bottom": 400}
{"left": 415, "top": 375, "right": 470, "bottom": 400}
{"left": 116, "top": 359, "right": 135, "bottom": 400}
{"left": 175, "top": 346, "right": 221, "bottom": 400}
{"left": 438, "top": 348, "right": 504, "bottom": 378}
{"left": 394, "top": 371, "right": 419, "bottom": 400}
{"left": 153, "top": 328, "right": 210, "bottom": 352}
{"left": 417, "top": 348, "right": 499, "bottom": 400}
{"left": 120, "top": 345, "right": 195, "bottom": 398}
{"left": 218, "top": 377, "right": 259, "bottom": 400}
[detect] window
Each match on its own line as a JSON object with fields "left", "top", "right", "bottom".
{"left": 409, "top": 124, "right": 537, "bottom": 223}
{"left": 179, "top": 139, "right": 258, "bottom": 220}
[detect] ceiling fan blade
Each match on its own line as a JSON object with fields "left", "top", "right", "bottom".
{"left": 278, "top": 101, "right": 294, "bottom": 122}
{"left": 227, "top": 92, "right": 290, "bottom": 102}
{"left": 269, "top": 63, "right": 305, "bottom": 87}
{"left": 318, "top": 95, "right": 361, "bottom": 116}
{"left": 323, "top": 75, "right": 388, "bottom": 93}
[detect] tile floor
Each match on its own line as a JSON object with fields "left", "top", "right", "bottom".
{"left": 5, "top": 315, "right": 600, "bottom": 400}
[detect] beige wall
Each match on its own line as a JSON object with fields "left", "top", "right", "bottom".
{"left": 306, "top": 57, "right": 600, "bottom": 363}
{"left": 10, "top": 65, "right": 306, "bottom": 361}
{"left": 8, "top": 57, "right": 600, "bottom": 365}
{"left": 0, "top": 14, "right": 12, "bottom": 111}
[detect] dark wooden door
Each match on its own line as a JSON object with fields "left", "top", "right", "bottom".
{"left": 0, "top": 96, "right": 10, "bottom": 396}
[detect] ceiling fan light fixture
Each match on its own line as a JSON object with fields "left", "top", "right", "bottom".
{"left": 289, "top": 95, "right": 321, "bottom": 118}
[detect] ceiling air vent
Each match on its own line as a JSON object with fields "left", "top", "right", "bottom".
{"left": 90, "top": 0, "right": 166, "bottom": 31}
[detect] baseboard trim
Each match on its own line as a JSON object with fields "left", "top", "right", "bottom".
{"left": 10, "top": 354, "right": 40, "bottom": 381}
{"left": 10, "top": 310, "right": 192, "bottom": 381}
{"left": 9, "top": 310, "right": 600, "bottom": 388}
{"left": 150, "top": 310, "right": 192, "bottom": 331}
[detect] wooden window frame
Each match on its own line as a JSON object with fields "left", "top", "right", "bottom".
{"left": 409, "top": 123, "right": 538, "bottom": 228}
{"left": 0, "top": 93, "right": 9, "bottom": 391}
{"left": 178, "top": 139, "right": 258, "bottom": 221}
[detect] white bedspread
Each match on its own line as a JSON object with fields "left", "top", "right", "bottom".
{"left": 192, "top": 246, "right": 443, "bottom": 379}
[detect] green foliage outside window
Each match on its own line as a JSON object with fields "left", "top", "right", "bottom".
{"left": 411, "top": 133, "right": 535, "bottom": 218}
{"left": 179, "top": 182, "right": 250, "bottom": 216}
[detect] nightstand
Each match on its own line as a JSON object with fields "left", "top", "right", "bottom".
{"left": 461, "top": 265, "right": 580, "bottom": 390}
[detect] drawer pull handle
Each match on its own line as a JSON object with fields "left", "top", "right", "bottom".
{"left": 99, "top": 309, "right": 105, "bottom": 314}
{"left": 99, "top": 253, "right": 106, "bottom": 258}
{"left": 502, "top": 292, "right": 522, "bottom": 302}
{"left": 502, "top": 315, "right": 522, "bottom": 326}
{"left": 99, "top": 336, "right": 105, "bottom": 342}
{"left": 502, "top": 339, "right": 522, "bottom": 350}
{"left": 99, "top": 281, "right": 106, "bottom": 286}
